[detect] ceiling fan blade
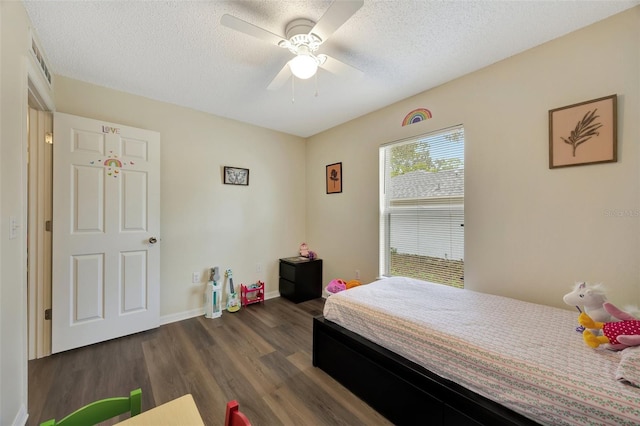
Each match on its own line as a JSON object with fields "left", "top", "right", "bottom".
{"left": 310, "top": 0, "right": 364, "bottom": 42}
{"left": 319, "top": 55, "right": 363, "bottom": 79}
{"left": 266, "top": 63, "right": 292, "bottom": 91}
{"left": 220, "top": 14, "right": 285, "bottom": 46}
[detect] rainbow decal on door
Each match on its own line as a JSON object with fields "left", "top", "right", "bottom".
{"left": 402, "top": 108, "right": 432, "bottom": 126}
{"left": 90, "top": 153, "right": 133, "bottom": 178}
{"left": 103, "top": 158, "right": 123, "bottom": 168}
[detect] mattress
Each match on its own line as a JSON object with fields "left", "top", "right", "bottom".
{"left": 323, "top": 277, "right": 640, "bottom": 426}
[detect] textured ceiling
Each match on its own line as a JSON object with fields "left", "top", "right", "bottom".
{"left": 23, "top": 0, "right": 639, "bottom": 138}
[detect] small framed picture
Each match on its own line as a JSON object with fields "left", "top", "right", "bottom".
{"left": 326, "top": 162, "right": 342, "bottom": 194}
{"left": 549, "top": 94, "right": 617, "bottom": 169}
{"left": 223, "top": 166, "right": 249, "bottom": 186}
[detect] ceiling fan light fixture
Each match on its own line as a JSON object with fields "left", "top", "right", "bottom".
{"left": 289, "top": 54, "right": 318, "bottom": 79}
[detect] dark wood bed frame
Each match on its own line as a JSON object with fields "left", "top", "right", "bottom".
{"left": 312, "top": 316, "right": 540, "bottom": 426}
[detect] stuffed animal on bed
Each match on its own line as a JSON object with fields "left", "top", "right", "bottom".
{"left": 345, "top": 279, "right": 361, "bottom": 289}
{"left": 563, "top": 282, "right": 612, "bottom": 328}
{"left": 326, "top": 279, "right": 362, "bottom": 294}
{"left": 326, "top": 279, "right": 347, "bottom": 294}
{"left": 578, "top": 302, "right": 640, "bottom": 350}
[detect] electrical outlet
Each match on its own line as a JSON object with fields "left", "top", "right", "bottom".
{"left": 355, "top": 269, "right": 360, "bottom": 279}
{"left": 256, "top": 263, "right": 263, "bottom": 273}
{"left": 192, "top": 272, "right": 200, "bottom": 283}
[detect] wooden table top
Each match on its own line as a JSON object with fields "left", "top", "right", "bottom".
{"left": 116, "top": 394, "right": 205, "bottom": 425}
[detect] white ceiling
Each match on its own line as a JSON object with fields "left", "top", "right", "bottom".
{"left": 23, "top": 0, "right": 639, "bottom": 138}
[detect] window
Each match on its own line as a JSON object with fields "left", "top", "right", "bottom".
{"left": 379, "top": 126, "right": 464, "bottom": 287}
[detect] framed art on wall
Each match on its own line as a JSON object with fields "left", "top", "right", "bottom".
{"left": 326, "top": 162, "right": 342, "bottom": 194}
{"left": 224, "top": 166, "right": 249, "bottom": 185}
{"left": 549, "top": 94, "right": 617, "bottom": 169}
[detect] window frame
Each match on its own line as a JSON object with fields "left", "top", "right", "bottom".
{"left": 379, "top": 125, "right": 465, "bottom": 285}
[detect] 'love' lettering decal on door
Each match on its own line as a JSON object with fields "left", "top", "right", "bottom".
{"left": 101, "top": 125, "right": 121, "bottom": 134}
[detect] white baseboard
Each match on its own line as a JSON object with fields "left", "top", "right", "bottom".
{"left": 160, "top": 307, "right": 204, "bottom": 325}
{"left": 159, "top": 291, "right": 281, "bottom": 326}
{"left": 265, "top": 290, "right": 280, "bottom": 300}
{"left": 13, "top": 404, "right": 28, "bottom": 426}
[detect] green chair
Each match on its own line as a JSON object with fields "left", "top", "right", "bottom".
{"left": 40, "top": 388, "right": 142, "bottom": 426}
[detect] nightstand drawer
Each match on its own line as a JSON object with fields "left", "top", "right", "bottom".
{"left": 279, "top": 262, "right": 297, "bottom": 282}
{"left": 279, "top": 278, "right": 295, "bottom": 298}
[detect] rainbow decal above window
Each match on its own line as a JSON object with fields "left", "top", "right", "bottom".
{"left": 103, "top": 158, "right": 123, "bottom": 168}
{"left": 402, "top": 108, "right": 432, "bottom": 126}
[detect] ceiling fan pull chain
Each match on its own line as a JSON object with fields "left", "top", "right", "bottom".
{"left": 291, "top": 76, "right": 295, "bottom": 103}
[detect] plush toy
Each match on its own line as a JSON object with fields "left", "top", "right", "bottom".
{"left": 563, "top": 282, "right": 612, "bottom": 325}
{"left": 578, "top": 302, "right": 640, "bottom": 350}
{"left": 345, "top": 279, "right": 361, "bottom": 289}
{"left": 326, "top": 279, "right": 347, "bottom": 294}
{"left": 326, "top": 278, "right": 362, "bottom": 294}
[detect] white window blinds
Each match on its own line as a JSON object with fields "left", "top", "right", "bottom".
{"left": 379, "top": 126, "right": 464, "bottom": 287}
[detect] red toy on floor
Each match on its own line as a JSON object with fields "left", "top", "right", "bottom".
{"left": 240, "top": 281, "right": 264, "bottom": 306}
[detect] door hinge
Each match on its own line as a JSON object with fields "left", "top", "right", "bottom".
{"left": 45, "top": 308, "right": 52, "bottom": 320}
{"left": 45, "top": 132, "right": 53, "bottom": 145}
{"left": 45, "top": 220, "right": 52, "bottom": 232}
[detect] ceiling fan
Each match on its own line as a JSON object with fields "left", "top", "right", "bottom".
{"left": 220, "top": 0, "right": 364, "bottom": 91}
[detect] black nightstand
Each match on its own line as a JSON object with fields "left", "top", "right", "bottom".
{"left": 279, "top": 257, "right": 323, "bottom": 303}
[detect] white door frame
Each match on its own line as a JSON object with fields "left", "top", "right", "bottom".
{"left": 26, "top": 54, "right": 55, "bottom": 359}
{"left": 27, "top": 108, "right": 53, "bottom": 360}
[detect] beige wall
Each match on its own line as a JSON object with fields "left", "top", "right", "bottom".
{"left": 306, "top": 7, "right": 640, "bottom": 309}
{"left": 54, "top": 77, "right": 307, "bottom": 320}
{"left": 1, "top": 2, "right": 33, "bottom": 424}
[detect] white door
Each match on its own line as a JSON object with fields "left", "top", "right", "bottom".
{"left": 52, "top": 112, "right": 160, "bottom": 353}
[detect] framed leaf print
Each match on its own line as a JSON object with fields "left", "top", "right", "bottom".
{"left": 549, "top": 94, "right": 617, "bottom": 169}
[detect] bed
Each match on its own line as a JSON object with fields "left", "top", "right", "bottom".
{"left": 312, "top": 276, "right": 640, "bottom": 425}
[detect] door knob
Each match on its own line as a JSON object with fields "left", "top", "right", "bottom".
{"left": 149, "top": 237, "right": 157, "bottom": 244}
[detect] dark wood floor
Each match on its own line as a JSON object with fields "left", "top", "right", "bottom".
{"left": 28, "top": 297, "right": 391, "bottom": 426}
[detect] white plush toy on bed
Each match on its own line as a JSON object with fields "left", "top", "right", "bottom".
{"left": 563, "top": 282, "right": 612, "bottom": 333}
